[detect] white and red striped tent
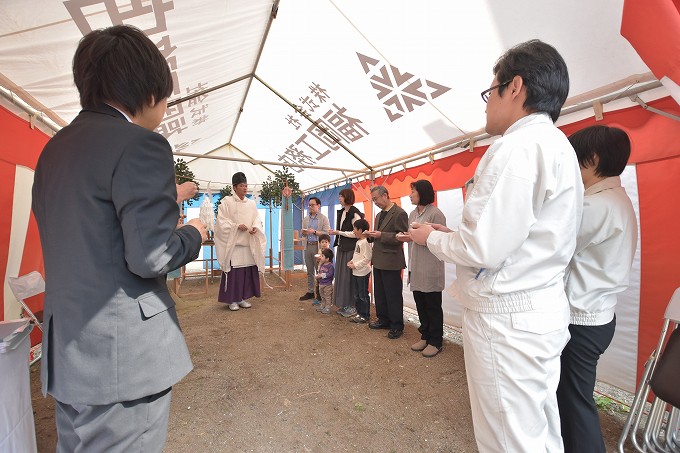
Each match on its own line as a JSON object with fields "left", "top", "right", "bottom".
{"left": 1, "top": 0, "right": 679, "bottom": 393}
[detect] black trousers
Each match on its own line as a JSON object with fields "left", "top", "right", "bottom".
{"left": 351, "top": 273, "right": 370, "bottom": 319}
{"left": 413, "top": 291, "right": 443, "bottom": 348}
{"left": 373, "top": 268, "right": 403, "bottom": 330}
{"left": 557, "top": 317, "right": 616, "bottom": 453}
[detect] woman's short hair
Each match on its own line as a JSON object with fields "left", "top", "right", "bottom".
{"left": 569, "top": 125, "right": 631, "bottom": 177}
{"left": 410, "top": 180, "right": 435, "bottom": 206}
{"left": 339, "top": 188, "right": 355, "bottom": 205}
{"left": 73, "top": 25, "right": 174, "bottom": 116}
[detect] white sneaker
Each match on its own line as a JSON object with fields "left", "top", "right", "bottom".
{"left": 238, "top": 300, "right": 251, "bottom": 308}
{"left": 228, "top": 303, "right": 240, "bottom": 311}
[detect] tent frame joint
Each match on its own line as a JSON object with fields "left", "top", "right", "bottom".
{"left": 630, "top": 96, "right": 680, "bottom": 123}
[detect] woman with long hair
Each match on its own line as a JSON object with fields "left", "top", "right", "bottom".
{"left": 329, "top": 188, "right": 364, "bottom": 317}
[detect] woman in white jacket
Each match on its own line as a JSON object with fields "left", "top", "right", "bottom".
{"left": 557, "top": 125, "right": 638, "bottom": 453}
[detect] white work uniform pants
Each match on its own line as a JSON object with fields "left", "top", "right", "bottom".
{"left": 463, "top": 302, "right": 570, "bottom": 453}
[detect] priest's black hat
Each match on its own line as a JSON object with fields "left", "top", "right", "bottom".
{"left": 232, "top": 172, "right": 247, "bottom": 186}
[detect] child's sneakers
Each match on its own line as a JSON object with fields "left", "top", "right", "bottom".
{"left": 337, "top": 307, "right": 357, "bottom": 318}
{"left": 312, "top": 299, "right": 321, "bottom": 306}
{"left": 320, "top": 307, "right": 331, "bottom": 314}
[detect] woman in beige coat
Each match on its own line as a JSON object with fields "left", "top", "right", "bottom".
{"left": 398, "top": 180, "right": 446, "bottom": 357}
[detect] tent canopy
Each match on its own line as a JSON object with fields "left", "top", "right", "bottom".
{"left": 0, "top": 0, "right": 669, "bottom": 191}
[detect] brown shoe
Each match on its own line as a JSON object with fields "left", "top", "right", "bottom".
{"left": 411, "top": 340, "right": 427, "bottom": 351}
{"left": 422, "top": 344, "right": 442, "bottom": 358}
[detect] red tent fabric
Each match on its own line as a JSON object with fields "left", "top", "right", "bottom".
{"left": 621, "top": 0, "right": 680, "bottom": 101}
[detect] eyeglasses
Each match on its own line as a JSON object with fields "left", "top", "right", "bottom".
{"left": 480, "top": 80, "right": 511, "bottom": 103}
{"left": 308, "top": 203, "right": 317, "bottom": 207}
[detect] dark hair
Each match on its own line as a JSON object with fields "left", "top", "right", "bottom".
{"left": 493, "top": 39, "right": 569, "bottom": 123}
{"left": 309, "top": 197, "right": 321, "bottom": 206}
{"left": 339, "top": 188, "right": 355, "bottom": 205}
{"left": 318, "top": 233, "right": 331, "bottom": 243}
{"left": 410, "top": 180, "right": 435, "bottom": 206}
{"left": 353, "top": 218, "right": 369, "bottom": 232}
{"left": 73, "top": 25, "right": 173, "bottom": 116}
{"left": 321, "top": 248, "right": 334, "bottom": 262}
{"left": 569, "top": 125, "right": 631, "bottom": 177}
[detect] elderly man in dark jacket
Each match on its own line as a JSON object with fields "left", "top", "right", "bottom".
{"left": 365, "top": 185, "right": 409, "bottom": 339}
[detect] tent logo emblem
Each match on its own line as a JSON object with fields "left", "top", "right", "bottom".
{"left": 357, "top": 52, "right": 450, "bottom": 122}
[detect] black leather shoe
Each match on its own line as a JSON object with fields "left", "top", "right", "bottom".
{"left": 387, "top": 329, "right": 403, "bottom": 339}
{"left": 299, "top": 292, "right": 314, "bottom": 301}
{"left": 368, "top": 321, "right": 390, "bottom": 330}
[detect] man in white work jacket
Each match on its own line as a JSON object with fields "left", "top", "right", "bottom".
{"left": 410, "top": 39, "right": 583, "bottom": 452}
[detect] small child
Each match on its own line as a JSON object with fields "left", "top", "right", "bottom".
{"left": 313, "top": 234, "right": 331, "bottom": 306}
{"left": 315, "top": 248, "right": 335, "bottom": 314}
{"left": 347, "top": 219, "right": 372, "bottom": 323}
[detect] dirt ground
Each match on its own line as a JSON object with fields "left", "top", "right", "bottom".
{"left": 31, "top": 272, "right": 631, "bottom": 452}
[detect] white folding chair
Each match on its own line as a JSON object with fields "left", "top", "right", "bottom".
{"left": 619, "top": 287, "right": 680, "bottom": 452}
{"left": 7, "top": 271, "right": 45, "bottom": 364}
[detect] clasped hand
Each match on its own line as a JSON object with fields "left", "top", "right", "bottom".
{"left": 238, "top": 224, "right": 257, "bottom": 235}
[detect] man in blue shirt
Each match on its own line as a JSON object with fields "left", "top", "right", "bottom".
{"left": 299, "top": 197, "right": 330, "bottom": 300}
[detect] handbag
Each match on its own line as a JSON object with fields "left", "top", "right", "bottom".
{"left": 650, "top": 327, "right": 680, "bottom": 408}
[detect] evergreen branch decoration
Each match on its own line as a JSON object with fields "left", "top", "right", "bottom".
{"left": 213, "top": 186, "right": 233, "bottom": 216}
{"left": 174, "top": 158, "right": 201, "bottom": 206}
{"left": 258, "top": 167, "right": 302, "bottom": 208}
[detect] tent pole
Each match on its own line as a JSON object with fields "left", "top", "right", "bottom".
{"left": 173, "top": 151, "right": 361, "bottom": 173}
{"left": 227, "top": 0, "right": 281, "bottom": 144}
{"left": 630, "top": 95, "right": 680, "bottom": 123}
{"left": 269, "top": 201, "right": 273, "bottom": 273}
{"left": 0, "top": 86, "right": 62, "bottom": 133}
{"left": 253, "top": 74, "right": 373, "bottom": 171}
{"left": 167, "top": 73, "right": 253, "bottom": 108}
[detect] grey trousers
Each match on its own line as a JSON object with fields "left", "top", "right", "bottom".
{"left": 304, "top": 243, "right": 318, "bottom": 293}
{"left": 55, "top": 387, "right": 172, "bottom": 453}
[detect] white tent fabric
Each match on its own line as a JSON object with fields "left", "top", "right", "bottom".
{"left": 0, "top": 0, "right": 664, "bottom": 191}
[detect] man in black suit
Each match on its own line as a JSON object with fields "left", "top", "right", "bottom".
{"left": 365, "top": 185, "right": 409, "bottom": 339}
{"left": 32, "top": 25, "right": 207, "bottom": 452}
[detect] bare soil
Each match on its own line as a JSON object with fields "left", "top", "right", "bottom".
{"left": 31, "top": 272, "right": 631, "bottom": 452}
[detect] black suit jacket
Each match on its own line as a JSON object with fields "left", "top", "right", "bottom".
{"left": 32, "top": 104, "right": 202, "bottom": 405}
